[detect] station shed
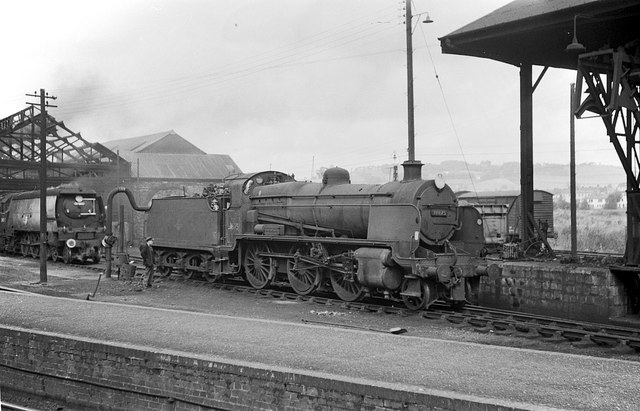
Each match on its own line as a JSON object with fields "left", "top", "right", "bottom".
{"left": 439, "top": 0, "right": 640, "bottom": 263}
{"left": 440, "top": 0, "right": 640, "bottom": 318}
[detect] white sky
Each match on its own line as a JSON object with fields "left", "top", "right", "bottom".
{"left": 0, "top": 0, "right": 618, "bottom": 180}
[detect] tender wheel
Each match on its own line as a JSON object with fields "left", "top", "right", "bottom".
{"left": 20, "top": 243, "right": 29, "bottom": 257}
{"left": 184, "top": 255, "right": 203, "bottom": 280}
{"left": 183, "top": 270, "right": 197, "bottom": 280}
{"left": 203, "top": 257, "right": 221, "bottom": 283}
{"left": 244, "top": 243, "right": 273, "bottom": 289}
{"left": 62, "top": 246, "right": 73, "bottom": 264}
{"left": 287, "top": 246, "right": 325, "bottom": 296}
{"left": 159, "top": 252, "right": 179, "bottom": 277}
{"left": 400, "top": 278, "right": 436, "bottom": 311}
{"left": 203, "top": 273, "right": 221, "bottom": 283}
{"left": 30, "top": 245, "right": 40, "bottom": 259}
{"left": 330, "top": 269, "right": 365, "bottom": 302}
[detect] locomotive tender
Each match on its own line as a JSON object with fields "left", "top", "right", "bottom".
{"left": 0, "top": 188, "right": 105, "bottom": 263}
{"left": 147, "top": 168, "right": 499, "bottom": 310}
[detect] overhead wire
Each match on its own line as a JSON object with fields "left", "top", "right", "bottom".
{"left": 54, "top": 4, "right": 402, "bottom": 117}
{"left": 53, "top": 4, "right": 410, "bottom": 176}
{"left": 415, "top": 10, "right": 480, "bottom": 198}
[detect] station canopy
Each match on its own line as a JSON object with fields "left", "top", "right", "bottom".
{"left": 439, "top": 0, "right": 640, "bottom": 70}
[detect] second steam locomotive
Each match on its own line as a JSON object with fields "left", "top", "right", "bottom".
{"left": 0, "top": 188, "right": 105, "bottom": 263}
{"left": 144, "top": 167, "right": 500, "bottom": 310}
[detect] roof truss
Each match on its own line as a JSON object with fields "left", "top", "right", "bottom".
{"left": 0, "top": 106, "right": 128, "bottom": 192}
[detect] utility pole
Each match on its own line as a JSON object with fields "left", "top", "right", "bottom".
{"left": 405, "top": 0, "right": 415, "bottom": 162}
{"left": 402, "top": 0, "right": 432, "bottom": 180}
{"left": 570, "top": 83, "right": 577, "bottom": 258}
{"left": 26, "top": 89, "right": 57, "bottom": 284}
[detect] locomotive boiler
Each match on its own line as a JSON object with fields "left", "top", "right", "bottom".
{"left": 0, "top": 188, "right": 105, "bottom": 263}
{"left": 146, "top": 168, "right": 499, "bottom": 310}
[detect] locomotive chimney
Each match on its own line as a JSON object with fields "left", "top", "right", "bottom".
{"left": 402, "top": 160, "right": 423, "bottom": 181}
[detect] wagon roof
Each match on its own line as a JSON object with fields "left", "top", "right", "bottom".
{"left": 224, "top": 170, "right": 296, "bottom": 184}
{"left": 457, "top": 189, "right": 553, "bottom": 199}
{"left": 10, "top": 188, "right": 99, "bottom": 200}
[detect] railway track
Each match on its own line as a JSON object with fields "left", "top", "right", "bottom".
{"left": 172, "top": 277, "right": 640, "bottom": 353}
{"left": 3, "top": 253, "right": 640, "bottom": 353}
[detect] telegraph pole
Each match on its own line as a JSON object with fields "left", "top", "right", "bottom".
{"left": 405, "top": 0, "right": 415, "bottom": 162}
{"left": 26, "top": 89, "right": 57, "bottom": 284}
{"left": 402, "top": 0, "right": 431, "bottom": 180}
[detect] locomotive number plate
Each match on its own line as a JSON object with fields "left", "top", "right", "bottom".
{"left": 430, "top": 209, "right": 448, "bottom": 217}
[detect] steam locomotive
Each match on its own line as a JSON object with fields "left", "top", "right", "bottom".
{"left": 146, "top": 168, "right": 499, "bottom": 310}
{"left": 0, "top": 188, "right": 105, "bottom": 263}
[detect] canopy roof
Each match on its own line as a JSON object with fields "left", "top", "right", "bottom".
{"left": 439, "top": 0, "right": 640, "bottom": 70}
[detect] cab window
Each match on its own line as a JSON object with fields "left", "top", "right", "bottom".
{"left": 62, "top": 195, "right": 97, "bottom": 218}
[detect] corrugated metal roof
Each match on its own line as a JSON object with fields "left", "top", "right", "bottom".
{"left": 102, "top": 130, "right": 242, "bottom": 179}
{"left": 103, "top": 130, "right": 206, "bottom": 154}
{"left": 446, "top": 0, "right": 595, "bottom": 36}
{"left": 125, "top": 153, "right": 241, "bottom": 179}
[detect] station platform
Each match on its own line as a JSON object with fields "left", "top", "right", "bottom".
{"left": 1, "top": 291, "right": 639, "bottom": 410}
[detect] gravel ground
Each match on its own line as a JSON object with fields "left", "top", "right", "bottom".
{"left": 1, "top": 254, "right": 638, "bottom": 362}
{"left": 1, "top": 254, "right": 640, "bottom": 411}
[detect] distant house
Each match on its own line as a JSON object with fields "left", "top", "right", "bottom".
{"left": 617, "top": 196, "right": 628, "bottom": 209}
{"left": 102, "top": 130, "right": 242, "bottom": 244}
{"left": 588, "top": 198, "right": 606, "bottom": 209}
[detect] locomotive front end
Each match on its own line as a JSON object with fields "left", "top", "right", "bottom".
{"left": 55, "top": 191, "right": 105, "bottom": 263}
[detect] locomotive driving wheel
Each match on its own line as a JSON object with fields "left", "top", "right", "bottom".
{"left": 244, "top": 243, "right": 273, "bottom": 289}
{"left": 330, "top": 269, "right": 365, "bottom": 302}
{"left": 287, "top": 244, "right": 326, "bottom": 296}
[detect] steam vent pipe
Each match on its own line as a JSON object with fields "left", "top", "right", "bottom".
{"left": 104, "top": 187, "right": 151, "bottom": 278}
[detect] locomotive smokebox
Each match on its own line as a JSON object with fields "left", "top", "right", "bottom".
{"left": 402, "top": 160, "right": 423, "bottom": 181}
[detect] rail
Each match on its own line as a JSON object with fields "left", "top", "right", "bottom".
{"left": 0, "top": 399, "right": 41, "bottom": 411}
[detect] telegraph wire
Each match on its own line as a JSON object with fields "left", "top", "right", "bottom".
{"left": 415, "top": 15, "right": 480, "bottom": 196}
{"left": 54, "top": 5, "right": 401, "bottom": 116}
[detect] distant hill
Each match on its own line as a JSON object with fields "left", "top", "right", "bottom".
{"left": 346, "top": 161, "right": 626, "bottom": 192}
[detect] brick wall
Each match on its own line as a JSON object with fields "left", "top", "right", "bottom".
{"left": 479, "top": 262, "right": 629, "bottom": 322}
{"left": 0, "top": 326, "right": 529, "bottom": 411}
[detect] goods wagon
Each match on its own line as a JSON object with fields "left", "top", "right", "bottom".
{"left": 457, "top": 190, "right": 554, "bottom": 249}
